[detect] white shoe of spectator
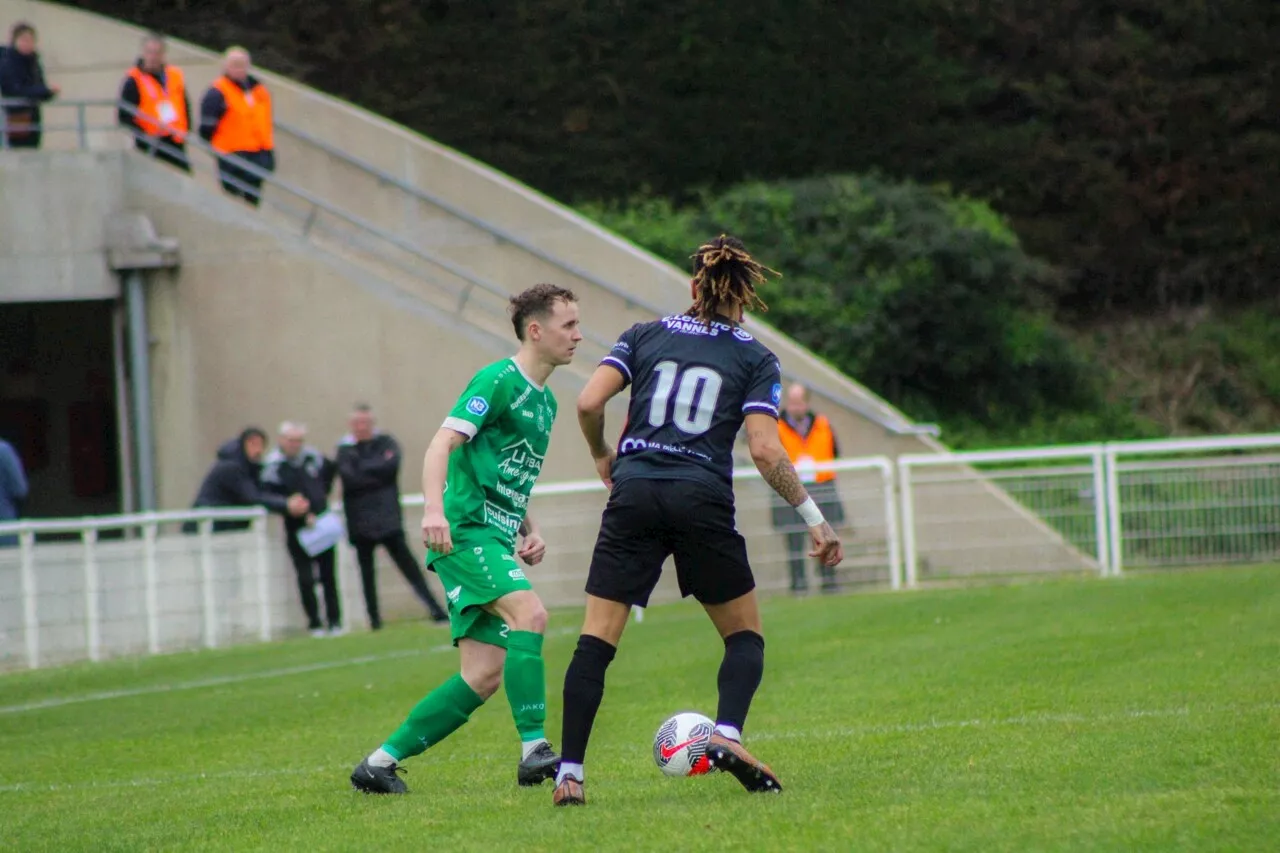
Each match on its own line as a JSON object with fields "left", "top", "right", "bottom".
{"left": 309, "top": 628, "right": 326, "bottom": 639}
{"left": 328, "top": 625, "right": 346, "bottom": 637}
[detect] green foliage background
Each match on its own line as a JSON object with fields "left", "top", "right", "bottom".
{"left": 67, "top": 0, "right": 1280, "bottom": 444}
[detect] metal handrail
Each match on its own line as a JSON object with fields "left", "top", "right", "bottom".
{"left": 1, "top": 97, "right": 614, "bottom": 358}
{"left": 274, "top": 120, "right": 940, "bottom": 437}
{"left": 5, "top": 97, "right": 936, "bottom": 435}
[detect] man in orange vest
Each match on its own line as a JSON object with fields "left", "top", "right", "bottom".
{"left": 771, "top": 383, "right": 846, "bottom": 593}
{"left": 198, "top": 46, "right": 275, "bottom": 207}
{"left": 117, "top": 33, "right": 191, "bottom": 172}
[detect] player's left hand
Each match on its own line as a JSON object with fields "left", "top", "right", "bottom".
{"left": 517, "top": 532, "right": 547, "bottom": 566}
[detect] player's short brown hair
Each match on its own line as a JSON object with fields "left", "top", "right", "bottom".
{"left": 509, "top": 283, "right": 578, "bottom": 341}
{"left": 689, "top": 235, "right": 777, "bottom": 326}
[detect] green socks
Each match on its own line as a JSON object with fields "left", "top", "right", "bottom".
{"left": 382, "top": 673, "right": 485, "bottom": 762}
{"left": 503, "top": 630, "right": 547, "bottom": 743}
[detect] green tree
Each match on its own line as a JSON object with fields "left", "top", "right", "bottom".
{"left": 584, "top": 175, "right": 1145, "bottom": 444}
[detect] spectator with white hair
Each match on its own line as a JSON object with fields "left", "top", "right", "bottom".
{"left": 262, "top": 421, "right": 341, "bottom": 637}
{"left": 198, "top": 45, "right": 275, "bottom": 206}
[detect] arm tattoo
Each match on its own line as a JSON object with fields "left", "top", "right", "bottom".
{"left": 763, "top": 457, "right": 810, "bottom": 507}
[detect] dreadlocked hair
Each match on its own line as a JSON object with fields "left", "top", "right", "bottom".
{"left": 688, "top": 235, "right": 777, "bottom": 326}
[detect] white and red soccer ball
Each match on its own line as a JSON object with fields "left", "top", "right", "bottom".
{"left": 652, "top": 712, "right": 714, "bottom": 777}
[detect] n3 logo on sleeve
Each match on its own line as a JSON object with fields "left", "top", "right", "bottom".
{"left": 466, "top": 396, "right": 490, "bottom": 417}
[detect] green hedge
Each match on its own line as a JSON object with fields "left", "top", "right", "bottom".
{"left": 582, "top": 175, "right": 1151, "bottom": 447}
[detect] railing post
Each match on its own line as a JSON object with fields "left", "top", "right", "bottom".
{"left": 77, "top": 102, "right": 88, "bottom": 150}
{"left": 199, "top": 519, "right": 218, "bottom": 648}
{"left": 880, "top": 459, "right": 903, "bottom": 591}
{"left": 899, "top": 460, "right": 918, "bottom": 588}
{"left": 1091, "top": 449, "right": 1111, "bottom": 575}
{"left": 1105, "top": 446, "right": 1124, "bottom": 576}
{"left": 20, "top": 530, "right": 38, "bottom": 669}
{"left": 143, "top": 521, "right": 160, "bottom": 654}
{"left": 84, "top": 528, "right": 101, "bottom": 662}
{"left": 255, "top": 514, "right": 272, "bottom": 642}
{"left": 302, "top": 204, "right": 319, "bottom": 236}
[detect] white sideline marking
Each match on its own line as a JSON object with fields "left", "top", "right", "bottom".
{"left": 0, "top": 650, "right": 425, "bottom": 715}
{"left": 0, "top": 626, "right": 579, "bottom": 716}
{"left": 750, "top": 702, "right": 1280, "bottom": 742}
{"left": 2, "top": 702, "right": 1274, "bottom": 796}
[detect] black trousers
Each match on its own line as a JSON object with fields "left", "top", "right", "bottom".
{"left": 133, "top": 136, "right": 191, "bottom": 172}
{"left": 286, "top": 537, "right": 340, "bottom": 629}
{"left": 353, "top": 530, "right": 447, "bottom": 625}
{"left": 217, "top": 150, "right": 273, "bottom": 207}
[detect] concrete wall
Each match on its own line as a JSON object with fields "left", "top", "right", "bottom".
{"left": 0, "top": 152, "right": 120, "bottom": 302}
{"left": 0, "top": 0, "right": 1095, "bottom": 581}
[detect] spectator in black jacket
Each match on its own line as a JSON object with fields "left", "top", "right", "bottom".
{"left": 262, "top": 421, "right": 341, "bottom": 637}
{"left": 0, "top": 23, "right": 59, "bottom": 149}
{"left": 188, "top": 427, "right": 308, "bottom": 532}
{"left": 336, "top": 404, "right": 447, "bottom": 629}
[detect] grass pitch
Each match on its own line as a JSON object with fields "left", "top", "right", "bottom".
{"left": 1, "top": 566, "right": 1276, "bottom": 852}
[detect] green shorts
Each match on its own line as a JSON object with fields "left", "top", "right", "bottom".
{"left": 430, "top": 543, "right": 533, "bottom": 648}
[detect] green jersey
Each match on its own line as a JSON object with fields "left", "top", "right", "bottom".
{"left": 429, "top": 358, "right": 557, "bottom": 563}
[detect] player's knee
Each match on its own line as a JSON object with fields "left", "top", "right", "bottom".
{"left": 509, "top": 597, "right": 548, "bottom": 634}
{"left": 519, "top": 601, "right": 548, "bottom": 634}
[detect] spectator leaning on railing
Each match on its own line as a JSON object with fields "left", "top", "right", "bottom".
{"left": 117, "top": 32, "right": 191, "bottom": 172}
{"left": 199, "top": 46, "right": 275, "bottom": 207}
{"left": 0, "top": 22, "right": 59, "bottom": 149}
{"left": 185, "top": 427, "right": 308, "bottom": 533}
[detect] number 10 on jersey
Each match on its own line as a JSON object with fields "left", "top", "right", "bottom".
{"left": 648, "top": 361, "right": 723, "bottom": 435}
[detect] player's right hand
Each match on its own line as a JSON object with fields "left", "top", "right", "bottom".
{"left": 593, "top": 448, "right": 617, "bottom": 491}
{"left": 808, "top": 521, "right": 844, "bottom": 567}
{"left": 422, "top": 507, "right": 453, "bottom": 555}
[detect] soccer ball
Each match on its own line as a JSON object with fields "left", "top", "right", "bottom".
{"left": 653, "top": 711, "right": 714, "bottom": 777}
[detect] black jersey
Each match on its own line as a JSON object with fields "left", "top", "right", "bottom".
{"left": 601, "top": 313, "right": 782, "bottom": 500}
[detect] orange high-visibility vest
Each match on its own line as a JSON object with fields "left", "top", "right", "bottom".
{"left": 127, "top": 65, "right": 188, "bottom": 140}
{"left": 778, "top": 414, "right": 836, "bottom": 483}
{"left": 210, "top": 76, "right": 273, "bottom": 154}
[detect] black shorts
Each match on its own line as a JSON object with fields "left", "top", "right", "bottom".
{"left": 585, "top": 476, "right": 755, "bottom": 608}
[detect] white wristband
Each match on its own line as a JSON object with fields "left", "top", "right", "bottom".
{"left": 796, "top": 497, "right": 825, "bottom": 527}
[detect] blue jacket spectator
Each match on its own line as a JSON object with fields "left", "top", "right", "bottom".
{"left": 0, "top": 438, "right": 29, "bottom": 547}
{"left": 0, "top": 23, "right": 58, "bottom": 149}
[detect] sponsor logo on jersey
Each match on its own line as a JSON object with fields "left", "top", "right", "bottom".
{"left": 509, "top": 385, "right": 533, "bottom": 410}
{"left": 662, "top": 315, "right": 723, "bottom": 336}
{"left": 619, "top": 436, "right": 712, "bottom": 462}
{"left": 484, "top": 500, "right": 522, "bottom": 538}
{"left": 733, "top": 327, "right": 754, "bottom": 342}
{"left": 497, "top": 439, "right": 545, "bottom": 488}
{"left": 611, "top": 339, "right": 632, "bottom": 354}
{"left": 508, "top": 567, "right": 526, "bottom": 581}
{"left": 771, "top": 383, "right": 783, "bottom": 406}
{"left": 466, "top": 395, "right": 489, "bottom": 416}
{"left": 496, "top": 481, "right": 529, "bottom": 508}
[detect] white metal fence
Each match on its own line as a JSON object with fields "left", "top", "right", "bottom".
{"left": 2, "top": 434, "right": 1278, "bottom": 671}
